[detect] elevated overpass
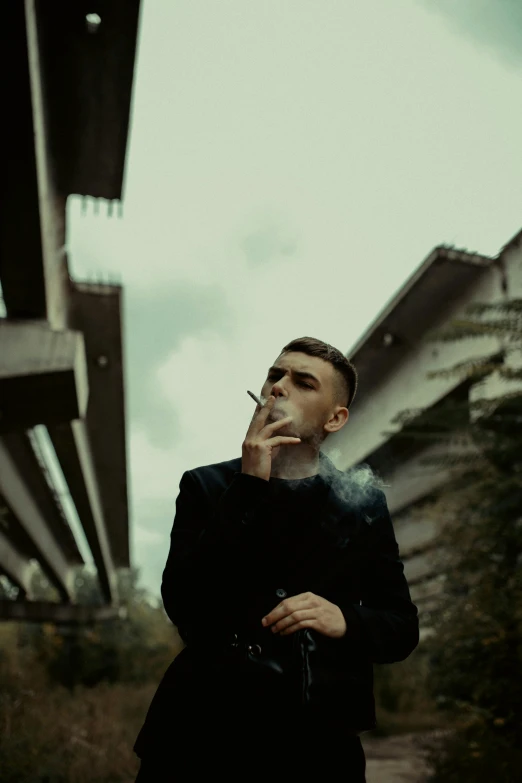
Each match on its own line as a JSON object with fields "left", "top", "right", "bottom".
{"left": 0, "top": 0, "right": 141, "bottom": 623}
{"left": 324, "top": 227, "right": 522, "bottom": 635}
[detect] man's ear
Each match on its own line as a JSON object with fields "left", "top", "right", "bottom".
{"left": 324, "top": 407, "right": 349, "bottom": 435}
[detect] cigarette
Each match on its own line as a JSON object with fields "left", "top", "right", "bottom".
{"left": 247, "top": 390, "right": 263, "bottom": 406}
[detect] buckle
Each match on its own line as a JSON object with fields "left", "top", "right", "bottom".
{"left": 226, "top": 633, "right": 262, "bottom": 656}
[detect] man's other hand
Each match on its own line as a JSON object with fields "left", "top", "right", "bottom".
{"left": 261, "top": 591, "right": 347, "bottom": 638}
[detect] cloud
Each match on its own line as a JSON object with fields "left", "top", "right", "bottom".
{"left": 127, "top": 282, "right": 234, "bottom": 360}
{"left": 129, "top": 430, "right": 184, "bottom": 501}
{"left": 240, "top": 213, "right": 298, "bottom": 266}
{"left": 131, "top": 538, "right": 170, "bottom": 598}
{"left": 419, "top": 0, "right": 522, "bottom": 67}
{"left": 155, "top": 334, "right": 254, "bottom": 466}
{"left": 125, "top": 282, "right": 234, "bottom": 448}
{"left": 129, "top": 489, "right": 182, "bottom": 591}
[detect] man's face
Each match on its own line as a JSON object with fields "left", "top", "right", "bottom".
{"left": 259, "top": 351, "right": 345, "bottom": 444}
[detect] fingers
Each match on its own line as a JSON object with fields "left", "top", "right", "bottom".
{"left": 266, "top": 435, "right": 301, "bottom": 447}
{"left": 261, "top": 594, "right": 344, "bottom": 639}
{"left": 246, "top": 395, "right": 275, "bottom": 435}
{"left": 270, "top": 609, "right": 316, "bottom": 635}
{"left": 262, "top": 592, "right": 312, "bottom": 627}
{"left": 279, "top": 619, "right": 315, "bottom": 636}
{"left": 245, "top": 399, "right": 300, "bottom": 445}
{"left": 263, "top": 416, "right": 294, "bottom": 435}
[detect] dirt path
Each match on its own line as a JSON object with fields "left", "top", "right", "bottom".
{"left": 362, "top": 732, "right": 434, "bottom": 783}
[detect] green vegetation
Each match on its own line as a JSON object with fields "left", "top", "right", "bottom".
{"left": 0, "top": 569, "right": 181, "bottom": 783}
{"left": 392, "top": 299, "right": 522, "bottom": 780}
{"left": 372, "top": 646, "right": 446, "bottom": 737}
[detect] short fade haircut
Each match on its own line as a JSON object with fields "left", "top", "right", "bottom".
{"left": 280, "top": 336, "right": 358, "bottom": 409}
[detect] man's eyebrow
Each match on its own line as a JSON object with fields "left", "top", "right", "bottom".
{"left": 267, "top": 366, "right": 321, "bottom": 385}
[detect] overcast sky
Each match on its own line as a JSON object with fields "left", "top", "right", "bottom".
{"left": 67, "top": 0, "right": 522, "bottom": 595}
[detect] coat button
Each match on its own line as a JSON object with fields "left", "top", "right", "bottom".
{"left": 275, "top": 588, "right": 287, "bottom": 599}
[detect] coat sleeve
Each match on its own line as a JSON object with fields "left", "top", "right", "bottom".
{"left": 337, "top": 491, "right": 420, "bottom": 664}
{"left": 161, "top": 469, "right": 270, "bottom": 642}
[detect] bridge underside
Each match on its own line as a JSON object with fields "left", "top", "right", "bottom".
{"left": 0, "top": 0, "right": 139, "bottom": 623}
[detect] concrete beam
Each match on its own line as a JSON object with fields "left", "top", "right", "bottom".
{"left": 0, "top": 531, "right": 33, "bottom": 598}
{"left": 394, "top": 510, "right": 438, "bottom": 558}
{"left": 48, "top": 420, "right": 116, "bottom": 604}
{"left": 0, "top": 436, "right": 74, "bottom": 601}
{"left": 365, "top": 435, "right": 479, "bottom": 517}
{"left": 0, "top": 1, "right": 47, "bottom": 320}
{"left": 419, "top": 627, "right": 435, "bottom": 642}
{"left": 410, "top": 576, "right": 444, "bottom": 605}
{"left": 0, "top": 321, "right": 89, "bottom": 432}
{"left": 24, "top": 0, "right": 70, "bottom": 329}
{"left": 404, "top": 551, "right": 439, "bottom": 586}
{"left": 381, "top": 443, "right": 454, "bottom": 517}
{"left": 69, "top": 284, "right": 129, "bottom": 567}
{"left": 327, "top": 259, "right": 505, "bottom": 472}
{"left": 0, "top": 600, "right": 125, "bottom": 625}
{"left": 0, "top": 2, "right": 70, "bottom": 324}
{"left": 414, "top": 597, "right": 440, "bottom": 614}
{"left": 0, "top": 433, "right": 83, "bottom": 567}
{"left": 378, "top": 437, "right": 482, "bottom": 517}
{"left": 502, "top": 235, "right": 522, "bottom": 296}
{"left": 35, "top": 0, "right": 142, "bottom": 200}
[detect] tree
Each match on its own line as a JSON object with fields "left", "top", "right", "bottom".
{"left": 393, "top": 299, "right": 522, "bottom": 781}
{"left": 26, "top": 567, "right": 182, "bottom": 688}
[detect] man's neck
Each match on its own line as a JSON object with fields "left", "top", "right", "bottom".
{"left": 270, "top": 446, "right": 320, "bottom": 480}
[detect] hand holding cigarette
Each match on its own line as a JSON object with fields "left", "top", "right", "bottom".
{"left": 242, "top": 391, "right": 301, "bottom": 482}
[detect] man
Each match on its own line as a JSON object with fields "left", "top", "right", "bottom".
{"left": 134, "top": 337, "right": 419, "bottom": 781}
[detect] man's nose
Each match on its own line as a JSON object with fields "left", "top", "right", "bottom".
{"left": 271, "top": 380, "right": 287, "bottom": 397}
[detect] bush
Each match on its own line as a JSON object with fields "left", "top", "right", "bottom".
{"left": 24, "top": 567, "right": 182, "bottom": 689}
{"left": 371, "top": 644, "right": 447, "bottom": 737}
{"left": 0, "top": 634, "right": 154, "bottom": 783}
{"left": 0, "top": 568, "right": 184, "bottom": 782}
{"left": 422, "top": 719, "right": 522, "bottom": 783}
{"left": 421, "top": 470, "right": 522, "bottom": 781}
{"left": 392, "top": 298, "right": 522, "bottom": 780}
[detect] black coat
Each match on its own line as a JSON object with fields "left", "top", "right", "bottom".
{"left": 134, "top": 452, "right": 419, "bottom": 759}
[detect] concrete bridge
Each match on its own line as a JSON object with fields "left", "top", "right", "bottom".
{"left": 0, "top": 0, "right": 141, "bottom": 623}
{"left": 325, "top": 227, "right": 522, "bottom": 635}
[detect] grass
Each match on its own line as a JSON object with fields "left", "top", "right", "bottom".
{"left": 0, "top": 623, "right": 155, "bottom": 783}
{"left": 1, "top": 676, "right": 154, "bottom": 783}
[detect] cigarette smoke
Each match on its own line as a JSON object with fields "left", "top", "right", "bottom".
{"left": 320, "top": 448, "right": 389, "bottom": 519}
